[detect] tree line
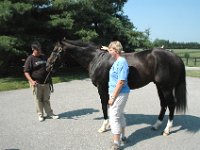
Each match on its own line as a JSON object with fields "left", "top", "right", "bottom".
{"left": 153, "top": 39, "right": 200, "bottom": 49}
{"left": 0, "top": 0, "right": 199, "bottom": 76}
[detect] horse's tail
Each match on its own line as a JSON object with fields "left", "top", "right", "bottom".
{"left": 175, "top": 62, "right": 187, "bottom": 113}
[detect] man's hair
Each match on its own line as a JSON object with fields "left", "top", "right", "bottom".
{"left": 31, "top": 41, "right": 41, "bottom": 50}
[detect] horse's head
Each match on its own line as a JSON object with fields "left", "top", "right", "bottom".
{"left": 46, "top": 38, "right": 100, "bottom": 71}
{"left": 46, "top": 41, "right": 63, "bottom": 72}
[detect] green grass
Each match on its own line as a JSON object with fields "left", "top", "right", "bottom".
{"left": 171, "top": 49, "right": 200, "bottom": 67}
{"left": 171, "top": 49, "right": 200, "bottom": 57}
{"left": 186, "top": 70, "right": 200, "bottom": 78}
{"left": 0, "top": 68, "right": 89, "bottom": 92}
{"left": 0, "top": 77, "right": 29, "bottom": 91}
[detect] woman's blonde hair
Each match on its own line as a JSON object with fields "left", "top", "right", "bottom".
{"left": 108, "top": 41, "right": 123, "bottom": 53}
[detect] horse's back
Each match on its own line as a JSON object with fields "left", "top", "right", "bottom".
{"left": 123, "top": 49, "right": 185, "bottom": 89}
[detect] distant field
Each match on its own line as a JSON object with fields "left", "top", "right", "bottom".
{"left": 172, "top": 49, "right": 200, "bottom": 57}
{"left": 172, "top": 49, "right": 200, "bottom": 67}
{"left": 136, "top": 48, "right": 200, "bottom": 67}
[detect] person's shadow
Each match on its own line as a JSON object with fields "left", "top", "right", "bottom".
{"left": 122, "top": 114, "right": 200, "bottom": 149}
{"left": 58, "top": 108, "right": 99, "bottom": 119}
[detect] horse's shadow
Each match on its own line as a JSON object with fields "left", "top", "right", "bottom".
{"left": 58, "top": 108, "right": 99, "bottom": 119}
{"left": 123, "top": 114, "right": 200, "bottom": 148}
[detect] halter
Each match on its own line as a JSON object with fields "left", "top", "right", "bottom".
{"left": 44, "top": 47, "right": 63, "bottom": 90}
{"left": 51, "top": 47, "right": 63, "bottom": 63}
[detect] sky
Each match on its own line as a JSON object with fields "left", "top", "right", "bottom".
{"left": 123, "top": 0, "right": 200, "bottom": 43}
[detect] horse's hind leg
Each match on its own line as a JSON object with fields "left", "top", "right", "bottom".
{"left": 162, "top": 89, "right": 175, "bottom": 136}
{"left": 163, "top": 99, "right": 175, "bottom": 135}
{"left": 152, "top": 85, "right": 167, "bottom": 130}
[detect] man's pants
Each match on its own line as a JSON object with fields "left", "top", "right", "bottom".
{"left": 109, "top": 93, "right": 129, "bottom": 135}
{"left": 33, "top": 83, "right": 53, "bottom": 117}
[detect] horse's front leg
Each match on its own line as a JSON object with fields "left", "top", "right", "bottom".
{"left": 152, "top": 106, "right": 166, "bottom": 130}
{"left": 97, "top": 84, "right": 110, "bottom": 133}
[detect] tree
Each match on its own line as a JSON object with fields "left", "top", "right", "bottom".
{"left": 0, "top": 0, "right": 151, "bottom": 75}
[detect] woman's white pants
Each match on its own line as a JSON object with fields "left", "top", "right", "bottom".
{"left": 109, "top": 93, "right": 129, "bottom": 135}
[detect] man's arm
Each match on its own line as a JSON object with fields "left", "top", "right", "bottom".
{"left": 24, "top": 72, "right": 37, "bottom": 86}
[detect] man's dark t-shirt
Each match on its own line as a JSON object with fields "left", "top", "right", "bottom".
{"left": 24, "top": 54, "right": 51, "bottom": 84}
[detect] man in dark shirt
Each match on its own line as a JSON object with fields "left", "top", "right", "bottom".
{"left": 24, "top": 41, "right": 59, "bottom": 122}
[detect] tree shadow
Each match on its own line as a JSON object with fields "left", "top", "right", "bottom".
{"left": 123, "top": 114, "right": 200, "bottom": 149}
{"left": 58, "top": 108, "right": 99, "bottom": 119}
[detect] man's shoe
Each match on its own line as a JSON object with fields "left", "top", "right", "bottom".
{"left": 48, "top": 114, "right": 59, "bottom": 119}
{"left": 38, "top": 116, "right": 44, "bottom": 122}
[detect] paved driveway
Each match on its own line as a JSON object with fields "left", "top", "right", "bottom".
{"left": 0, "top": 77, "right": 200, "bottom": 150}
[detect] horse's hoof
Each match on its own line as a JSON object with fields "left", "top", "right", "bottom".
{"left": 162, "top": 131, "right": 170, "bottom": 136}
{"left": 98, "top": 128, "right": 107, "bottom": 133}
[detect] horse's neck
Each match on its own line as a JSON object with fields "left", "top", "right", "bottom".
{"left": 68, "top": 46, "right": 96, "bottom": 69}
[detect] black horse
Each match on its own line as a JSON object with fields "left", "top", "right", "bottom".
{"left": 46, "top": 39, "right": 187, "bottom": 135}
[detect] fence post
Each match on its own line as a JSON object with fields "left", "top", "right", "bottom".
{"left": 194, "top": 58, "right": 197, "bottom": 66}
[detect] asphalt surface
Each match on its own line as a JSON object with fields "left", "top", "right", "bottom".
{"left": 0, "top": 77, "right": 200, "bottom": 150}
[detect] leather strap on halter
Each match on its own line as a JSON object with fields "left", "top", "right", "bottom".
{"left": 44, "top": 65, "right": 54, "bottom": 93}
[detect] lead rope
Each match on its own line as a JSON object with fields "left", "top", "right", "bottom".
{"left": 44, "top": 49, "right": 62, "bottom": 93}
{"left": 44, "top": 65, "right": 54, "bottom": 93}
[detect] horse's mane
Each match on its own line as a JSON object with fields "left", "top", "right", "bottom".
{"left": 61, "top": 39, "right": 112, "bottom": 60}
{"left": 62, "top": 39, "right": 98, "bottom": 50}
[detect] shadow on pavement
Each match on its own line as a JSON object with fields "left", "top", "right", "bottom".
{"left": 58, "top": 108, "right": 99, "bottom": 119}
{"left": 123, "top": 114, "right": 200, "bottom": 149}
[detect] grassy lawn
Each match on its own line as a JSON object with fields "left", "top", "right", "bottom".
{"left": 0, "top": 77, "right": 29, "bottom": 91}
{"left": 171, "top": 49, "right": 200, "bottom": 67}
{"left": 186, "top": 70, "right": 200, "bottom": 78}
{"left": 171, "top": 49, "right": 200, "bottom": 57}
{"left": 0, "top": 68, "right": 89, "bottom": 92}
{"left": 0, "top": 74, "right": 88, "bottom": 91}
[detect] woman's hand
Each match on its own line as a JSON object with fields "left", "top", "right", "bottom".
{"left": 108, "top": 96, "right": 116, "bottom": 106}
{"left": 101, "top": 46, "right": 109, "bottom": 51}
{"left": 108, "top": 99, "right": 114, "bottom": 106}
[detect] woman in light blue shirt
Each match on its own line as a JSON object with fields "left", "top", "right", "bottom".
{"left": 103, "top": 41, "right": 130, "bottom": 150}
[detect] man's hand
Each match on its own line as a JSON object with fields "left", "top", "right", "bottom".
{"left": 30, "top": 80, "right": 37, "bottom": 86}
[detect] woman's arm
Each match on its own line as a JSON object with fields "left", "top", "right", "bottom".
{"left": 108, "top": 80, "right": 125, "bottom": 105}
